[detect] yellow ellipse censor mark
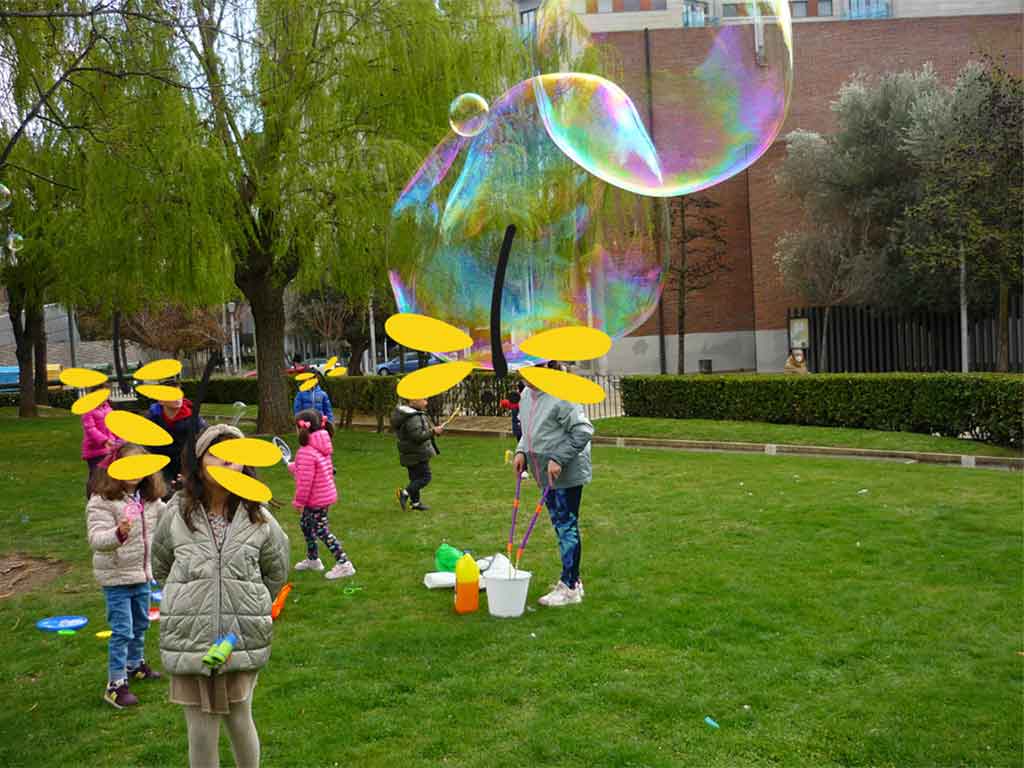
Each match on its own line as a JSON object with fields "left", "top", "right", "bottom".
{"left": 136, "top": 385, "right": 185, "bottom": 401}
{"left": 396, "top": 361, "right": 475, "bottom": 400}
{"left": 295, "top": 372, "right": 315, "bottom": 382}
{"left": 108, "top": 453, "right": 170, "bottom": 481}
{"left": 299, "top": 378, "right": 318, "bottom": 392}
{"left": 105, "top": 411, "right": 173, "bottom": 446}
{"left": 519, "top": 326, "right": 612, "bottom": 361}
{"left": 72, "top": 389, "right": 110, "bottom": 415}
{"left": 207, "top": 465, "right": 272, "bottom": 503}
{"left": 520, "top": 366, "right": 606, "bottom": 405}
{"left": 385, "top": 313, "right": 473, "bottom": 353}
{"left": 209, "top": 438, "right": 283, "bottom": 468}
{"left": 60, "top": 368, "right": 108, "bottom": 388}
{"left": 326, "top": 356, "right": 338, "bottom": 369}
{"left": 327, "top": 367, "right": 348, "bottom": 378}
{"left": 133, "top": 359, "right": 182, "bottom": 382}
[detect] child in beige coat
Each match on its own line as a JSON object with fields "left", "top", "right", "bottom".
{"left": 87, "top": 443, "right": 167, "bottom": 709}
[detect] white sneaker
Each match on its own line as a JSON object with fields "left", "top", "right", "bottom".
{"left": 538, "top": 580, "right": 582, "bottom": 607}
{"left": 521, "top": 471, "right": 529, "bottom": 479}
{"left": 295, "top": 558, "right": 324, "bottom": 572}
{"left": 325, "top": 561, "right": 356, "bottom": 580}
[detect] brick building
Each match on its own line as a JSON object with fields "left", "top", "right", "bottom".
{"left": 518, "top": 0, "right": 1023, "bottom": 373}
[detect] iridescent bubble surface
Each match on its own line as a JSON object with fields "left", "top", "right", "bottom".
{"left": 448, "top": 93, "right": 490, "bottom": 138}
{"left": 6, "top": 232, "right": 23, "bottom": 253}
{"left": 532, "top": 0, "right": 793, "bottom": 197}
{"left": 389, "top": 75, "right": 668, "bottom": 371}
{"left": 0, "top": 183, "right": 10, "bottom": 211}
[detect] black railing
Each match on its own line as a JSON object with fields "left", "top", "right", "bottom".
{"left": 788, "top": 298, "right": 1024, "bottom": 373}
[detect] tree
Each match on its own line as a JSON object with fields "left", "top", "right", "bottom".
{"left": 0, "top": 1, "right": 232, "bottom": 416}
{"left": 672, "top": 195, "right": 728, "bottom": 374}
{"left": 903, "top": 57, "right": 1023, "bottom": 371}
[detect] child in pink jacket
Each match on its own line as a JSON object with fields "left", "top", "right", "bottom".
{"left": 287, "top": 409, "right": 355, "bottom": 580}
{"left": 81, "top": 393, "right": 119, "bottom": 499}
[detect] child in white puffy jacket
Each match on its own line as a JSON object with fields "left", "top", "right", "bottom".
{"left": 86, "top": 443, "right": 167, "bottom": 709}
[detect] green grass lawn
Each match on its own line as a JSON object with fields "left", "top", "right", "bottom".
{"left": 0, "top": 408, "right": 1020, "bottom": 767}
{"left": 595, "top": 417, "right": 1023, "bottom": 458}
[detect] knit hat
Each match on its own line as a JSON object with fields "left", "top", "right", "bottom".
{"left": 195, "top": 424, "right": 245, "bottom": 460}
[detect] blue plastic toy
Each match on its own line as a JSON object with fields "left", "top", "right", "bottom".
{"left": 36, "top": 616, "right": 89, "bottom": 632}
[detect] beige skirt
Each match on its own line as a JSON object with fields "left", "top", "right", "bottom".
{"left": 169, "top": 671, "right": 259, "bottom": 715}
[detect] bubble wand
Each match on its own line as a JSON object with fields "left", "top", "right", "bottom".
{"left": 506, "top": 471, "right": 523, "bottom": 578}
{"left": 515, "top": 484, "right": 551, "bottom": 572}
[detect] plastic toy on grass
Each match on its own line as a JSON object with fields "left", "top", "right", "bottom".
{"left": 36, "top": 616, "right": 88, "bottom": 632}
{"left": 271, "top": 583, "right": 292, "bottom": 621}
{"left": 202, "top": 633, "right": 238, "bottom": 668}
{"left": 434, "top": 542, "right": 463, "bottom": 573}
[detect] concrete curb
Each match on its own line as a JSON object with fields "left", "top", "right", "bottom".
{"left": 343, "top": 420, "right": 1022, "bottom": 472}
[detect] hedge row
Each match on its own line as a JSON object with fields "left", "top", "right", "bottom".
{"left": 179, "top": 374, "right": 515, "bottom": 431}
{"left": 0, "top": 389, "right": 79, "bottom": 410}
{"left": 621, "top": 373, "right": 1024, "bottom": 448}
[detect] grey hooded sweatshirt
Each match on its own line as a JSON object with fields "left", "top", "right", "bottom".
{"left": 514, "top": 387, "right": 594, "bottom": 490}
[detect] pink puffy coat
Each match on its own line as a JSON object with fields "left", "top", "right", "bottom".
{"left": 81, "top": 400, "right": 115, "bottom": 460}
{"left": 287, "top": 429, "right": 338, "bottom": 510}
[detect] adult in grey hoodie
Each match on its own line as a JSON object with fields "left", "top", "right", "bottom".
{"left": 513, "top": 365, "right": 594, "bottom": 606}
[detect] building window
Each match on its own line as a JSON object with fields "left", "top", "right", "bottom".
{"left": 721, "top": 2, "right": 746, "bottom": 16}
{"left": 581, "top": 0, "right": 667, "bottom": 11}
{"left": 682, "top": 1, "right": 709, "bottom": 26}
{"left": 790, "top": 1, "right": 807, "bottom": 16}
{"left": 847, "top": 0, "right": 891, "bottom": 18}
{"left": 520, "top": 8, "right": 537, "bottom": 31}
{"left": 818, "top": 0, "right": 833, "bottom": 15}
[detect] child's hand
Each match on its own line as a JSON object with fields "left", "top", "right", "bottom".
{"left": 432, "top": 426, "right": 444, "bottom": 435}
{"left": 513, "top": 453, "right": 526, "bottom": 474}
{"left": 117, "top": 518, "right": 132, "bottom": 538}
{"left": 547, "top": 459, "right": 562, "bottom": 485}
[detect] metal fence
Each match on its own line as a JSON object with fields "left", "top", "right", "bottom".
{"left": 788, "top": 299, "right": 1024, "bottom": 373}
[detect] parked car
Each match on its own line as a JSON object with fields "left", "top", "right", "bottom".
{"left": 377, "top": 352, "right": 446, "bottom": 375}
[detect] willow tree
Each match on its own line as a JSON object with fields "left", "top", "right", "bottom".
{"left": 0, "top": 2, "right": 232, "bottom": 416}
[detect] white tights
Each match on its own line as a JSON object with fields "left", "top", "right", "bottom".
{"left": 183, "top": 694, "right": 260, "bottom": 768}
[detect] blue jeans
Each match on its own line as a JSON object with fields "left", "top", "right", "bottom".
{"left": 545, "top": 486, "right": 583, "bottom": 588}
{"left": 103, "top": 583, "right": 150, "bottom": 683}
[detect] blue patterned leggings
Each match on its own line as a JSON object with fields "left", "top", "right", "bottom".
{"left": 300, "top": 507, "right": 347, "bottom": 564}
{"left": 545, "top": 486, "right": 583, "bottom": 588}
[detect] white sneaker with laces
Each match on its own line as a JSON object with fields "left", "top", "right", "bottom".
{"left": 325, "top": 561, "right": 356, "bottom": 580}
{"left": 295, "top": 558, "right": 325, "bottom": 572}
{"left": 538, "top": 580, "right": 582, "bottom": 607}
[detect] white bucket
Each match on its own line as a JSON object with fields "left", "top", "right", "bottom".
{"left": 484, "top": 570, "right": 532, "bottom": 618}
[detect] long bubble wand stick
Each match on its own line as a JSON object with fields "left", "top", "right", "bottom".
{"left": 515, "top": 484, "right": 550, "bottom": 572}
{"left": 507, "top": 471, "right": 523, "bottom": 579}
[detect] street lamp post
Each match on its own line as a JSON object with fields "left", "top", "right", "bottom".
{"left": 227, "top": 301, "right": 239, "bottom": 375}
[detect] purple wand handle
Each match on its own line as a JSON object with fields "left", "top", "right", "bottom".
{"left": 518, "top": 486, "right": 550, "bottom": 555}
{"left": 508, "top": 472, "right": 523, "bottom": 552}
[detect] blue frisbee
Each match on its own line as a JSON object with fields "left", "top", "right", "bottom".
{"left": 36, "top": 615, "right": 89, "bottom": 632}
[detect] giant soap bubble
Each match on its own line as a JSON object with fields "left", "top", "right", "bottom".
{"left": 389, "top": 75, "right": 669, "bottom": 371}
{"left": 532, "top": 0, "right": 793, "bottom": 197}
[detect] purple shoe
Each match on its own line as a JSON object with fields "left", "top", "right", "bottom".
{"left": 103, "top": 680, "right": 139, "bottom": 709}
{"left": 128, "top": 661, "right": 162, "bottom": 681}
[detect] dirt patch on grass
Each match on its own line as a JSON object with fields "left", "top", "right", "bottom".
{"left": 0, "top": 554, "right": 70, "bottom": 599}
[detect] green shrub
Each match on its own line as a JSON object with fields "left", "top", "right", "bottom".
{"left": 621, "top": 373, "right": 1024, "bottom": 448}
{"left": 0, "top": 389, "right": 78, "bottom": 410}
{"left": 180, "top": 372, "right": 515, "bottom": 432}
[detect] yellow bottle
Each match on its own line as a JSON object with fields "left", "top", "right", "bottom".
{"left": 454, "top": 553, "right": 480, "bottom": 614}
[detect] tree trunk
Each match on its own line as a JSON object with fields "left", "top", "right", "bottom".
{"left": 677, "top": 198, "right": 688, "bottom": 375}
{"left": 33, "top": 306, "right": 48, "bottom": 406}
{"left": 348, "top": 338, "right": 368, "bottom": 376}
{"left": 997, "top": 281, "right": 1010, "bottom": 372}
{"left": 245, "top": 281, "right": 292, "bottom": 434}
{"left": 9, "top": 297, "right": 38, "bottom": 418}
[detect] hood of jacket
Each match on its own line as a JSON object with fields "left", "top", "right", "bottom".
{"left": 308, "top": 428, "right": 333, "bottom": 458}
{"left": 390, "top": 404, "right": 421, "bottom": 430}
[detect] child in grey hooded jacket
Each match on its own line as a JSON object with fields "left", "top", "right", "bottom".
{"left": 513, "top": 372, "right": 594, "bottom": 607}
